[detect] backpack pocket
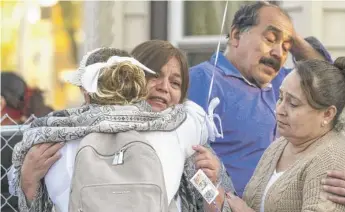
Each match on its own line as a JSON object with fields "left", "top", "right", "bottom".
{"left": 78, "top": 184, "right": 163, "bottom": 212}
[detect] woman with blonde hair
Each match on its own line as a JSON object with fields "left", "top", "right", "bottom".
{"left": 12, "top": 47, "right": 229, "bottom": 212}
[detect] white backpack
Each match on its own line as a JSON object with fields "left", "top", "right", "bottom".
{"left": 69, "top": 131, "right": 168, "bottom": 212}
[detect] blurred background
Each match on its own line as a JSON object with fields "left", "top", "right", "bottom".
{"left": 1, "top": 0, "right": 345, "bottom": 110}
{"left": 1, "top": 1, "right": 345, "bottom": 211}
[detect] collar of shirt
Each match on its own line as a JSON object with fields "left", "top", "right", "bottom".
{"left": 209, "top": 52, "right": 272, "bottom": 90}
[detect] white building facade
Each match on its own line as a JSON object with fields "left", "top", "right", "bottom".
{"left": 83, "top": 0, "right": 345, "bottom": 67}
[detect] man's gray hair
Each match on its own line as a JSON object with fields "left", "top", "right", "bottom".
{"left": 228, "top": 1, "right": 291, "bottom": 36}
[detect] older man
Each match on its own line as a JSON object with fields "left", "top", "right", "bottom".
{"left": 188, "top": 1, "right": 345, "bottom": 203}
{"left": 271, "top": 36, "right": 333, "bottom": 101}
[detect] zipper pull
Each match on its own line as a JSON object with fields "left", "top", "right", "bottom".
{"left": 117, "top": 149, "right": 124, "bottom": 164}
{"left": 112, "top": 149, "right": 124, "bottom": 165}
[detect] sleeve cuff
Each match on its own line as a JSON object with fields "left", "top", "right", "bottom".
{"left": 221, "top": 194, "right": 232, "bottom": 212}
{"left": 17, "top": 178, "right": 43, "bottom": 212}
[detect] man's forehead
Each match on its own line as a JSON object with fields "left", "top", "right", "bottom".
{"left": 264, "top": 25, "right": 294, "bottom": 42}
{"left": 258, "top": 6, "right": 294, "bottom": 35}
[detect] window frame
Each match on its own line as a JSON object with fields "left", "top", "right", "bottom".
{"left": 167, "top": 1, "right": 280, "bottom": 55}
{"left": 167, "top": 1, "right": 227, "bottom": 55}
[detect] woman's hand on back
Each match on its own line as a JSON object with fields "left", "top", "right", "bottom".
{"left": 21, "top": 142, "right": 64, "bottom": 200}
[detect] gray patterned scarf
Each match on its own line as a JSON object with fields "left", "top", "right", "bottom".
{"left": 11, "top": 100, "right": 186, "bottom": 205}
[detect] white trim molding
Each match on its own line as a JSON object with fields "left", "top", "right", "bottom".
{"left": 168, "top": 0, "right": 227, "bottom": 54}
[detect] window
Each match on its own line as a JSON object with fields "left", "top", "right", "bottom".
{"left": 168, "top": 1, "right": 250, "bottom": 66}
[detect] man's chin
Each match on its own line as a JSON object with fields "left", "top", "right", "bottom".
{"left": 264, "top": 72, "right": 278, "bottom": 82}
{"left": 255, "top": 78, "right": 274, "bottom": 88}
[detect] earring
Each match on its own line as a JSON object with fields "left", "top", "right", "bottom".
{"left": 321, "top": 120, "right": 327, "bottom": 127}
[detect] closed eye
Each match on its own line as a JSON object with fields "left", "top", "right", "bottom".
{"left": 289, "top": 103, "right": 298, "bottom": 108}
{"left": 171, "top": 81, "right": 181, "bottom": 88}
{"left": 266, "top": 37, "right": 275, "bottom": 43}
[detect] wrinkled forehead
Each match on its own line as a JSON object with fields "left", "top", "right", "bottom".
{"left": 257, "top": 6, "right": 294, "bottom": 39}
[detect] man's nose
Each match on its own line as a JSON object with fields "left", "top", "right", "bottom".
{"left": 271, "top": 43, "right": 284, "bottom": 62}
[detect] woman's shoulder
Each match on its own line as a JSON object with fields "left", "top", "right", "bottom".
{"left": 261, "top": 136, "right": 288, "bottom": 159}
{"left": 182, "top": 100, "right": 207, "bottom": 134}
{"left": 184, "top": 100, "right": 206, "bottom": 114}
{"left": 306, "top": 131, "right": 345, "bottom": 174}
{"left": 315, "top": 131, "right": 345, "bottom": 160}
